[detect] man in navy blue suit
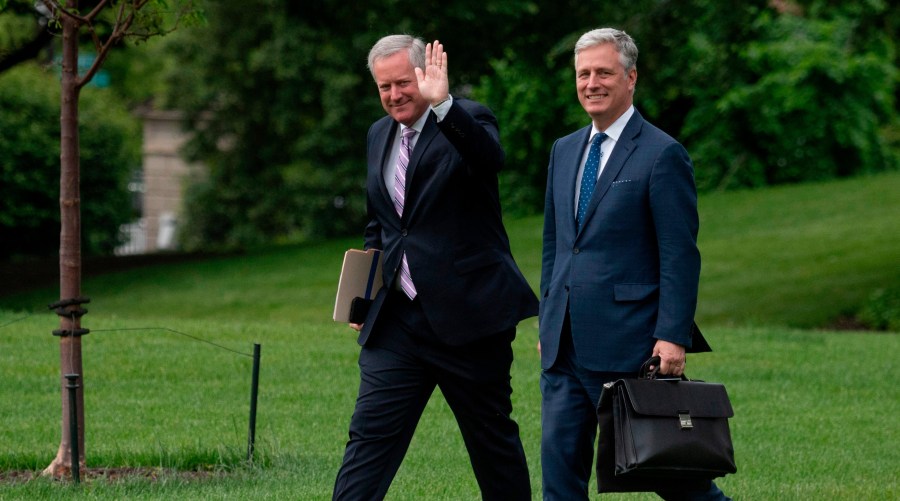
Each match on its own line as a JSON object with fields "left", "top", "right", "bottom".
{"left": 539, "top": 28, "right": 730, "bottom": 500}
{"left": 332, "top": 34, "right": 538, "bottom": 500}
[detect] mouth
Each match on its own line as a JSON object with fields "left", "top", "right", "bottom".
{"left": 585, "top": 93, "right": 607, "bottom": 102}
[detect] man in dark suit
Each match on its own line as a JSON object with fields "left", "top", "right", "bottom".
{"left": 332, "top": 34, "right": 538, "bottom": 501}
{"left": 538, "top": 28, "right": 730, "bottom": 500}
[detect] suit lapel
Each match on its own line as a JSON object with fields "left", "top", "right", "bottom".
{"left": 369, "top": 117, "right": 399, "bottom": 220}
{"left": 565, "top": 127, "right": 592, "bottom": 236}
{"left": 580, "top": 112, "right": 642, "bottom": 230}
{"left": 402, "top": 112, "right": 439, "bottom": 218}
{"left": 372, "top": 119, "right": 399, "bottom": 217}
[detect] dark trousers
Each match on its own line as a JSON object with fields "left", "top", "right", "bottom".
{"left": 540, "top": 313, "right": 730, "bottom": 501}
{"left": 333, "top": 290, "right": 530, "bottom": 501}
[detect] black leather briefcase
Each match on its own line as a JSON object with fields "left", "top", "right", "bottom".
{"left": 596, "top": 356, "right": 737, "bottom": 492}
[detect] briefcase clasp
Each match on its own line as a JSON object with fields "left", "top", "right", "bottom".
{"left": 678, "top": 412, "right": 693, "bottom": 430}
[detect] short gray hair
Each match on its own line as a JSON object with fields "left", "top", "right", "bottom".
{"left": 574, "top": 28, "right": 638, "bottom": 72}
{"left": 367, "top": 34, "right": 426, "bottom": 78}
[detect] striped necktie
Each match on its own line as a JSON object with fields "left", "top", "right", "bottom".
{"left": 394, "top": 127, "right": 417, "bottom": 299}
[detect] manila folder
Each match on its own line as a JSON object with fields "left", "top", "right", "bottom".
{"left": 333, "top": 248, "right": 383, "bottom": 322}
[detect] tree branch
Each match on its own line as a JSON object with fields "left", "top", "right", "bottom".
{"left": 83, "top": 0, "right": 112, "bottom": 21}
{"left": 45, "top": 0, "right": 184, "bottom": 89}
{"left": 75, "top": 2, "right": 139, "bottom": 89}
{"left": 41, "top": 0, "right": 90, "bottom": 25}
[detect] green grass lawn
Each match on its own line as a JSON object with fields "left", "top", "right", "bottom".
{"left": 1, "top": 171, "right": 898, "bottom": 499}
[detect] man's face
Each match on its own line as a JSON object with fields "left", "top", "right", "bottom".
{"left": 575, "top": 43, "right": 637, "bottom": 130}
{"left": 372, "top": 50, "right": 429, "bottom": 126}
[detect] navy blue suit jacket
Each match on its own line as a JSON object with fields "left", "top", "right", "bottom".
{"left": 359, "top": 98, "right": 538, "bottom": 346}
{"left": 539, "top": 110, "right": 704, "bottom": 372}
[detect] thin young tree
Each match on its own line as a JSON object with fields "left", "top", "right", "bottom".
{"left": 29, "top": 0, "right": 200, "bottom": 477}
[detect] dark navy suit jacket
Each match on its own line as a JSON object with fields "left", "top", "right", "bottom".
{"left": 539, "top": 109, "right": 704, "bottom": 372}
{"left": 359, "top": 98, "right": 538, "bottom": 346}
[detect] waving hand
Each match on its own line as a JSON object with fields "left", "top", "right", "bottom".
{"left": 415, "top": 40, "right": 450, "bottom": 106}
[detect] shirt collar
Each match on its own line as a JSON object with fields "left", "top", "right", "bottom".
{"left": 402, "top": 110, "right": 430, "bottom": 136}
{"left": 591, "top": 105, "right": 634, "bottom": 142}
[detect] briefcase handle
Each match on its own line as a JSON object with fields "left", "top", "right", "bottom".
{"left": 639, "top": 356, "right": 690, "bottom": 381}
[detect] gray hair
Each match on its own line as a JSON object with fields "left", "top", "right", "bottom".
{"left": 574, "top": 28, "right": 638, "bottom": 72}
{"left": 367, "top": 34, "right": 426, "bottom": 78}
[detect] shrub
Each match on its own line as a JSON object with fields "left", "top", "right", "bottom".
{"left": 0, "top": 64, "right": 140, "bottom": 259}
{"left": 858, "top": 287, "right": 900, "bottom": 332}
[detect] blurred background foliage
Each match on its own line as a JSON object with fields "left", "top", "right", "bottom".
{"left": 0, "top": 0, "right": 897, "bottom": 254}
{"left": 0, "top": 64, "right": 140, "bottom": 259}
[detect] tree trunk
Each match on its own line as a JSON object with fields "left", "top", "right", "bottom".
{"left": 43, "top": 0, "right": 86, "bottom": 477}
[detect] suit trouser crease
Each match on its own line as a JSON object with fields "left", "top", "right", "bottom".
{"left": 334, "top": 292, "right": 530, "bottom": 501}
{"left": 540, "top": 312, "right": 730, "bottom": 501}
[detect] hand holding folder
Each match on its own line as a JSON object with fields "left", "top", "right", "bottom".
{"left": 333, "top": 249, "right": 384, "bottom": 324}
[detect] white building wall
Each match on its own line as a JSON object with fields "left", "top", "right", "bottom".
{"left": 138, "top": 109, "right": 203, "bottom": 253}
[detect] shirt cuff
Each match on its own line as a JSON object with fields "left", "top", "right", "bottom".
{"left": 431, "top": 95, "right": 453, "bottom": 122}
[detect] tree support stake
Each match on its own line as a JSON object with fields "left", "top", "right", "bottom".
{"left": 247, "top": 343, "right": 261, "bottom": 462}
{"left": 65, "top": 373, "right": 81, "bottom": 484}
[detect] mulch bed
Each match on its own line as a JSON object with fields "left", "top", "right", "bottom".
{"left": 0, "top": 467, "right": 218, "bottom": 484}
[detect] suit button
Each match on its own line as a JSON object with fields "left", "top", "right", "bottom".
{"left": 401, "top": 229, "right": 408, "bottom": 237}
{"left": 573, "top": 247, "right": 580, "bottom": 254}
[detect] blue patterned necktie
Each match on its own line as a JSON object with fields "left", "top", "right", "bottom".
{"left": 394, "top": 127, "right": 417, "bottom": 299}
{"left": 576, "top": 132, "right": 607, "bottom": 231}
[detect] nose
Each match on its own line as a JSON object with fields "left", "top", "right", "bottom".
{"left": 390, "top": 85, "right": 403, "bottom": 101}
